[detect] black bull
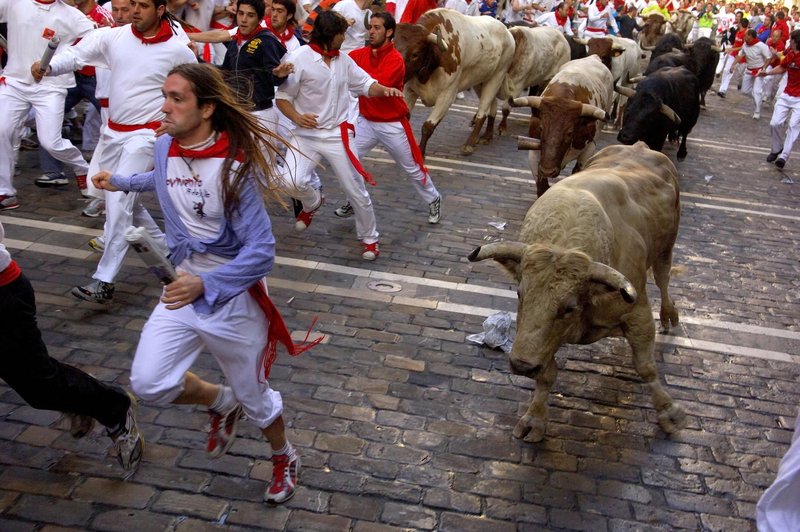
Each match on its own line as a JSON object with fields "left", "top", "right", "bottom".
{"left": 617, "top": 66, "right": 700, "bottom": 161}
{"left": 645, "top": 37, "right": 720, "bottom": 107}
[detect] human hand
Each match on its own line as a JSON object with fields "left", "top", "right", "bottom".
{"left": 162, "top": 272, "right": 205, "bottom": 310}
{"left": 295, "top": 113, "right": 319, "bottom": 128}
{"left": 91, "top": 171, "right": 118, "bottom": 191}
{"left": 30, "top": 62, "right": 50, "bottom": 82}
{"left": 273, "top": 62, "right": 295, "bottom": 77}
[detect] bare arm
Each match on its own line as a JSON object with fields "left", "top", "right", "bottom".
{"left": 188, "top": 29, "right": 232, "bottom": 43}
{"left": 367, "top": 82, "right": 404, "bottom": 98}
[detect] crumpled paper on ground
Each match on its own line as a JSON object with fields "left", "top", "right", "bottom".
{"left": 466, "top": 311, "right": 515, "bottom": 353}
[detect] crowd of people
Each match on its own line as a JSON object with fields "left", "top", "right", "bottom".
{"left": 0, "top": 0, "right": 799, "bottom": 522}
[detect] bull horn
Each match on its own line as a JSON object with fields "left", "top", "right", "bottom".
{"left": 468, "top": 242, "right": 527, "bottom": 263}
{"left": 587, "top": 262, "right": 637, "bottom": 304}
{"left": 612, "top": 44, "right": 626, "bottom": 51}
{"left": 614, "top": 84, "right": 636, "bottom": 98}
{"left": 517, "top": 136, "right": 541, "bottom": 150}
{"left": 684, "top": 43, "right": 694, "bottom": 49}
{"left": 671, "top": 47, "right": 682, "bottom": 53}
{"left": 573, "top": 37, "right": 589, "bottom": 45}
{"left": 660, "top": 103, "right": 681, "bottom": 124}
{"left": 711, "top": 45, "right": 722, "bottom": 52}
{"left": 511, "top": 96, "right": 543, "bottom": 109}
{"left": 628, "top": 75, "right": 646, "bottom": 83}
{"left": 580, "top": 104, "right": 606, "bottom": 120}
{"left": 641, "top": 45, "right": 655, "bottom": 51}
{"left": 426, "top": 28, "right": 446, "bottom": 51}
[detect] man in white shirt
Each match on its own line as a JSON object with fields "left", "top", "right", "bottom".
{"left": 584, "top": 0, "right": 619, "bottom": 36}
{"left": 275, "top": 10, "right": 403, "bottom": 261}
{"left": 33, "top": 0, "right": 197, "bottom": 303}
{"left": 0, "top": 0, "right": 96, "bottom": 211}
{"left": 536, "top": 1, "right": 575, "bottom": 35}
{"left": 735, "top": 29, "right": 775, "bottom": 119}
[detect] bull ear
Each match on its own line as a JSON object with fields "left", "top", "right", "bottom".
{"left": 587, "top": 262, "right": 637, "bottom": 304}
{"left": 660, "top": 104, "right": 681, "bottom": 124}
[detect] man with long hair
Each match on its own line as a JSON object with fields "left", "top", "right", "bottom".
{"left": 275, "top": 10, "right": 403, "bottom": 261}
{"left": 334, "top": 12, "right": 442, "bottom": 225}
{"left": 33, "top": 0, "right": 197, "bottom": 304}
{"left": 93, "top": 63, "right": 313, "bottom": 505}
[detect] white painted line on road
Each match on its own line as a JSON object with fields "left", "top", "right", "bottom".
{"left": 5, "top": 229, "right": 799, "bottom": 364}
{"left": 687, "top": 202, "right": 800, "bottom": 222}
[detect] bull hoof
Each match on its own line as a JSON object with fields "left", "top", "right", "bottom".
{"left": 497, "top": 127, "right": 507, "bottom": 136}
{"left": 513, "top": 415, "right": 546, "bottom": 442}
{"left": 677, "top": 153, "right": 687, "bottom": 162}
{"left": 477, "top": 137, "right": 492, "bottom": 146}
{"left": 460, "top": 145, "right": 475, "bottom": 156}
{"left": 658, "top": 403, "right": 687, "bottom": 434}
{"left": 659, "top": 304, "right": 680, "bottom": 333}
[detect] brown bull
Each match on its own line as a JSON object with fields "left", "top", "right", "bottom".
{"left": 468, "top": 142, "right": 686, "bottom": 443}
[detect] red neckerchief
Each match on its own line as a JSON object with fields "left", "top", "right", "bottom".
{"left": 236, "top": 25, "right": 262, "bottom": 45}
{"left": 168, "top": 131, "right": 242, "bottom": 161}
{"left": 309, "top": 42, "right": 339, "bottom": 58}
{"left": 131, "top": 18, "right": 174, "bottom": 45}
{"left": 267, "top": 19, "right": 295, "bottom": 46}
{"left": 555, "top": 11, "right": 568, "bottom": 26}
{"left": 370, "top": 41, "right": 394, "bottom": 61}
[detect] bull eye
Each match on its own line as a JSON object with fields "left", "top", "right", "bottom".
{"left": 559, "top": 304, "right": 576, "bottom": 318}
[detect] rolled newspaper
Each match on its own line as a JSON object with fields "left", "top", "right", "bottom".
{"left": 39, "top": 36, "right": 60, "bottom": 73}
{"left": 124, "top": 226, "right": 177, "bottom": 285}
{"left": 0, "top": 34, "right": 7, "bottom": 51}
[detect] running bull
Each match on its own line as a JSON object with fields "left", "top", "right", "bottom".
{"left": 468, "top": 142, "right": 686, "bottom": 443}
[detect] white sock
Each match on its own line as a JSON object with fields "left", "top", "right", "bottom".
{"left": 209, "top": 386, "right": 236, "bottom": 413}
{"left": 273, "top": 440, "right": 295, "bottom": 459}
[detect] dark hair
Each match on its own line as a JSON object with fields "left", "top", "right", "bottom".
{"left": 310, "top": 10, "right": 348, "bottom": 49}
{"left": 237, "top": 0, "right": 266, "bottom": 20}
{"left": 746, "top": 28, "right": 758, "bottom": 38}
{"left": 741, "top": 17, "right": 749, "bottom": 27}
{"left": 791, "top": 29, "right": 800, "bottom": 49}
{"left": 370, "top": 12, "right": 396, "bottom": 39}
{"left": 271, "top": 0, "right": 298, "bottom": 27}
{"left": 776, "top": 10, "right": 785, "bottom": 19}
{"left": 167, "top": 63, "right": 286, "bottom": 216}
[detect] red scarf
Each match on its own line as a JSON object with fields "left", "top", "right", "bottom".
{"left": 309, "top": 42, "right": 339, "bottom": 58}
{"left": 131, "top": 18, "right": 174, "bottom": 45}
{"left": 267, "top": 20, "right": 295, "bottom": 46}
{"left": 555, "top": 11, "right": 568, "bottom": 26}
{"left": 236, "top": 26, "right": 262, "bottom": 45}
{"left": 168, "top": 131, "right": 243, "bottom": 162}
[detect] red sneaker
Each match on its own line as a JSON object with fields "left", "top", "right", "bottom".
{"left": 264, "top": 452, "right": 300, "bottom": 504}
{"left": 294, "top": 195, "right": 324, "bottom": 232}
{"left": 75, "top": 175, "right": 89, "bottom": 197}
{"left": 206, "top": 403, "right": 243, "bottom": 459}
{"left": 362, "top": 241, "right": 380, "bottom": 261}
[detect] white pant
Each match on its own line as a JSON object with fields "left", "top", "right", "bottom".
{"left": 90, "top": 127, "right": 165, "bottom": 283}
{"left": 718, "top": 54, "right": 742, "bottom": 94}
{"left": 770, "top": 93, "right": 800, "bottom": 160}
{"left": 131, "top": 286, "right": 283, "bottom": 429}
{"left": 0, "top": 79, "right": 90, "bottom": 195}
{"left": 741, "top": 71, "right": 765, "bottom": 114}
{"left": 757, "top": 410, "right": 800, "bottom": 532}
{"left": 354, "top": 116, "right": 439, "bottom": 205}
{"left": 276, "top": 130, "right": 379, "bottom": 244}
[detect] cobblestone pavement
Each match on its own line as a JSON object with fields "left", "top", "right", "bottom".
{"left": 1, "top": 76, "right": 799, "bottom": 531}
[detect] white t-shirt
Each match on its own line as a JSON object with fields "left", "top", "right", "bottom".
{"left": 332, "top": 0, "right": 370, "bottom": 53}
{"left": 444, "top": 0, "right": 469, "bottom": 14}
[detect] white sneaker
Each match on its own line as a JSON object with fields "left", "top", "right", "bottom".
{"left": 456, "top": 92, "right": 465, "bottom": 100}
{"left": 428, "top": 196, "right": 441, "bottom": 224}
{"left": 753, "top": 112, "right": 760, "bottom": 120}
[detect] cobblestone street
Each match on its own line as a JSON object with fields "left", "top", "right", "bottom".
{"left": 1, "top": 81, "right": 799, "bottom": 531}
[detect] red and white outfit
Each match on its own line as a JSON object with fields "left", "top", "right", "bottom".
{"left": 47, "top": 21, "right": 197, "bottom": 285}
{"left": 737, "top": 39, "right": 773, "bottom": 116}
{"left": 536, "top": 10, "right": 574, "bottom": 36}
{"left": 718, "top": 27, "right": 746, "bottom": 94}
{"left": 348, "top": 43, "right": 439, "bottom": 206}
{"left": 275, "top": 44, "right": 380, "bottom": 246}
{"left": 770, "top": 50, "right": 800, "bottom": 162}
{"left": 332, "top": 0, "right": 370, "bottom": 53}
{"left": 0, "top": 0, "right": 95, "bottom": 197}
{"left": 583, "top": 0, "right": 618, "bottom": 36}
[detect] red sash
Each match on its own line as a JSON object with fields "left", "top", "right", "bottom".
{"left": 107, "top": 119, "right": 161, "bottom": 132}
{"left": 0, "top": 260, "right": 21, "bottom": 287}
{"left": 340, "top": 122, "right": 376, "bottom": 186}
{"left": 399, "top": 117, "right": 428, "bottom": 185}
{"left": 248, "top": 280, "right": 324, "bottom": 381}
{"left": 98, "top": 98, "right": 109, "bottom": 108}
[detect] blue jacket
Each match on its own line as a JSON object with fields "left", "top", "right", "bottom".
{"left": 111, "top": 135, "right": 276, "bottom": 315}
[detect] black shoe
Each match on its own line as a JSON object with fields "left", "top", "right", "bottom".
{"left": 717, "top": 91, "right": 726, "bottom": 98}
{"left": 767, "top": 152, "right": 780, "bottom": 163}
{"left": 291, "top": 198, "right": 303, "bottom": 218}
{"left": 776, "top": 158, "right": 787, "bottom": 169}
{"left": 71, "top": 280, "right": 115, "bottom": 303}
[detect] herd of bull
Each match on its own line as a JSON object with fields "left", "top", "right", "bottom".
{"left": 393, "top": 8, "right": 722, "bottom": 443}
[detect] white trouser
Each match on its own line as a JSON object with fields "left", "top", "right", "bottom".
{"left": 0, "top": 79, "right": 90, "bottom": 195}
{"left": 763, "top": 68, "right": 786, "bottom": 102}
{"left": 131, "top": 286, "right": 283, "bottom": 429}
{"left": 353, "top": 116, "right": 439, "bottom": 205}
{"left": 276, "top": 130, "right": 379, "bottom": 244}
{"left": 82, "top": 104, "right": 102, "bottom": 152}
{"left": 90, "top": 127, "right": 165, "bottom": 283}
{"left": 770, "top": 93, "right": 800, "bottom": 160}
{"left": 718, "top": 55, "right": 741, "bottom": 93}
{"left": 756, "top": 410, "right": 800, "bottom": 532}
{"left": 740, "top": 71, "right": 765, "bottom": 114}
